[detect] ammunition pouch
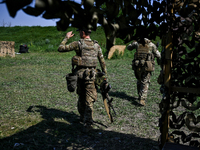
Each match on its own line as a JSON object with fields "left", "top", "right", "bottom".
{"left": 76, "top": 68, "right": 96, "bottom": 82}
{"left": 72, "top": 56, "right": 82, "bottom": 66}
{"left": 140, "top": 60, "right": 145, "bottom": 66}
{"left": 83, "top": 68, "right": 96, "bottom": 81}
{"left": 132, "top": 60, "right": 145, "bottom": 70}
{"left": 65, "top": 73, "right": 78, "bottom": 92}
{"left": 145, "top": 61, "right": 155, "bottom": 72}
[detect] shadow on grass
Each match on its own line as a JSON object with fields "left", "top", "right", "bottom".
{"left": 108, "top": 91, "right": 140, "bottom": 106}
{"left": 97, "top": 88, "right": 140, "bottom": 106}
{"left": 0, "top": 106, "right": 159, "bottom": 150}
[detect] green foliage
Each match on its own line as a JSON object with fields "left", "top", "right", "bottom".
{"left": 110, "top": 49, "right": 123, "bottom": 59}
{"left": 101, "top": 46, "right": 108, "bottom": 57}
{"left": 100, "top": 1, "right": 123, "bottom": 23}
{"left": 0, "top": 26, "right": 163, "bottom": 58}
{"left": 0, "top": 26, "right": 109, "bottom": 53}
{"left": 123, "top": 48, "right": 136, "bottom": 58}
{"left": 0, "top": 26, "right": 61, "bottom": 52}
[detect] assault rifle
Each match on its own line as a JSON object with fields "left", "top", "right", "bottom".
{"left": 95, "top": 70, "right": 116, "bottom": 123}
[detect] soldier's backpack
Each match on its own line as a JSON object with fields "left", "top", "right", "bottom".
{"left": 19, "top": 44, "right": 29, "bottom": 53}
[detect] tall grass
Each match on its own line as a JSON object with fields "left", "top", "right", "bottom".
{"left": 0, "top": 26, "right": 108, "bottom": 53}
{"left": 0, "top": 26, "right": 162, "bottom": 58}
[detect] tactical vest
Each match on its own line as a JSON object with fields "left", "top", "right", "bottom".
{"left": 132, "top": 42, "right": 155, "bottom": 71}
{"left": 134, "top": 44, "right": 149, "bottom": 60}
{"left": 72, "top": 39, "right": 98, "bottom": 67}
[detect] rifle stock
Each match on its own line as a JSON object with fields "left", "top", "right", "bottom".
{"left": 103, "top": 96, "right": 113, "bottom": 122}
{"left": 95, "top": 70, "right": 115, "bottom": 123}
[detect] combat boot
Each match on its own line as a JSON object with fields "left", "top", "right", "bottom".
{"left": 139, "top": 99, "right": 145, "bottom": 106}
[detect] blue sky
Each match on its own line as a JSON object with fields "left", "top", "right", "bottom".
{"left": 0, "top": 0, "right": 160, "bottom": 27}
{"left": 0, "top": 0, "right": 81, "bottom": 27}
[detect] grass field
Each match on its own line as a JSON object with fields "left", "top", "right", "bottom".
{"left": 0, "top": 26, "right": 161, "bottom": 56}
{"left": 0, "top": 51, "right": 162, "bottom": 150}
{"left": 0, "top": 26, "right": 164, "bottom": 150}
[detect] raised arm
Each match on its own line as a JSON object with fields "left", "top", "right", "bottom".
{"left": 58, "top": 31, "right": 79, "bottom": 52}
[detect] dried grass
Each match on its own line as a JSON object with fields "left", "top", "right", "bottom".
{"left": 108, "top": 45, "right": 126, "bottom": 59}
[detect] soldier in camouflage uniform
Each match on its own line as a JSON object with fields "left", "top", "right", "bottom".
{"left": 127, "top": 38, "right": 161, "bottom": 106}
{"left": 58, "top": 28, "right": 107, "bottom": 132}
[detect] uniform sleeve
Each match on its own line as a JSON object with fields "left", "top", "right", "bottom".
{"left": 151, "top": 43, "right": 161, "bottom": 65}
{"left": 58, "top": 37, "right": 79, "bottom": 52}
{"left": 152, "top": 43, "right": 161, "bottom": 58}
{"left": 96, "top": 44, "right": 107, "bottom": 75}
{"left": 127, "top": 41, "right": 138, "bottom": 50}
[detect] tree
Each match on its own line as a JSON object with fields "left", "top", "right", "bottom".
{"left": 2, "top": 0, "right": 200, "bottom": 149}
{"left": 0, "top": 0, "right": 162, "bottom": 52}
{"left": 1, "top": 0, "right": 199, "bottom": 53}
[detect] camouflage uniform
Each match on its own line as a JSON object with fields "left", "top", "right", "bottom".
{"left": 58, "top": 36, "right": 107, "bottom": 127}
{"left": 127, "top": 38, "right": 161, "bottom": 105}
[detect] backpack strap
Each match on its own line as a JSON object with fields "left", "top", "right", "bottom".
{"left": 78, "top": 39, "right": 84, "bottom": 53}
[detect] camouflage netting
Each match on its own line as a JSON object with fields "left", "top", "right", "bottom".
{"left": 1, "top": 0, "right": 167, "bottom": 51}
{"left": 158, "top": 0, "right": 200, "bottom": 149}
{"left": 1, "top": 0, "right": 200, "bottom": 149}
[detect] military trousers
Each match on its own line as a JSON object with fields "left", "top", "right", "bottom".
{"left": 76, "top": 78, "right": 97, "bottom": 126}
{"left": 134, "top": 67, "right": 151, "bottom": 101}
